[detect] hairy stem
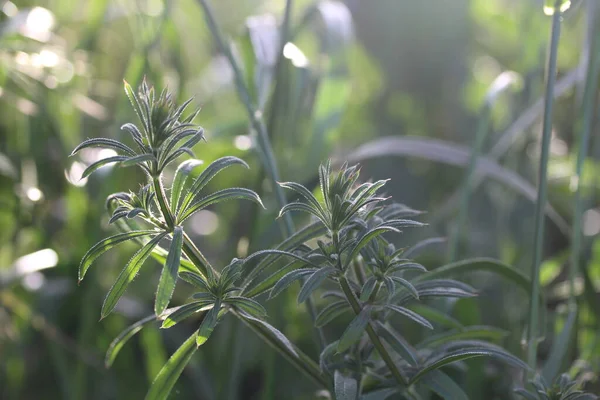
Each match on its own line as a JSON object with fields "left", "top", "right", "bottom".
{"left": 527, "top": 3, "right": 562, "bottom": 370}
{"left": 152, "top": 175, "right": 175, "bottom": 230}
{"left": 338, "top": 276, "right": 407, "bottom": 386}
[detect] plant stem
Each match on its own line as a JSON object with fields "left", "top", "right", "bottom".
{"left": 527, "top": 4, "right": 562, "bottom": 370}
{"left": 338, "top": 276, "right": 407, "bottom": 386}
{"left": 569, "top": 0, "right": 600, "bottom": 305}
{"left": 152, "top": 175, "right": 175, "bottom": 230}
{"left": 196, "top": 0, "right": 326, "bottom": 351}
{"left": 448, "top": 106, "right": 491, "bottom": 262}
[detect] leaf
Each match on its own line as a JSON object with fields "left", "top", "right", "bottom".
{"left": 338, "top": 306, "right": 371, "bottom": 352}
{"left": 161, "top": 301, "right": 213, "bottom": 329}
{"left": 145, "top": 331, "right": 199, "bottom": 400}
{"left": 79, "top": 230, "right": 160, "bottom": 281}
{"left": 360, "top": 388, "right": 399, "bottom": 400}
{"left": 385, "top": 305, "right": 433, "bottom": 330}
{"left": 101, "top": 233, "right": 167, "bottom": 318}
{"left": 410, "top": 341, "right": 529, "bottom": 384}
{"left": 243, "top": 260, "right": 303, "bottom": 299}
{"left": 81, "top": 156, "right": 128, "bottom": 179}
{"left": 179, "top": 271, "right": 210, "bottom": 291}
{"left": 419, "top": 370, "right": 469, "bottom": 400}
{"left": 270, "top": 268, "right": 316, "bottom": 299}
{"left": 278, "top": 201, "right": 325, "bottom": 222}
{"left": 124, "top": 80, "right": 149, "bottom": 133}
{"left": 170, "top": 159, "right": 203, "bottom": 214}
{"left": 315, "top": 300, "right": 350, "bottom": 327}
{"left": 279, "top": 181, "right": 327, "bottom": 220}
{"left": 416, "top": 258, "right": 531, "bottom": 295}
{"left": 346, "top": 226, "right": 400, "bottom": 267}
{"left": 402, "top": 237, "right": 446, "bottom": 259}
{"left": 542, "top": 307, "right": 577, "bottom": 383}
{"left": 408, "top": 304, "right": 464, "bottom": 330}
{"left": 155, "top": 226, "right": 184, "bottom": 316}
{"left": 197, "top": 300, "right": 220, "bottom": 346}
{"left": 179, "top": 156, "right": 249, "bottom": 214}
{"left": 345, "top": 136, "right": 569, "bottom": 235}
{"left": 376, "top": 322, "right": 418, "bottom": 366}
{"left": 359, "top": 277, "right": 378, "bottom": 302}
{"left": 297, "top": 266, "right": 337, "bottom": 304}
{"left": 388, "top": 276, "right": 419, "bottom": 299}
{"left": 179, "top": 188, "right": 264, "bottom": 222}
{"left": 396, "top": 280, "right": 477, "bottom": 305}
{"left": 334, "top": 370, "right": 358, "bottom": 400}
{"left": 513, "top": 389, "right": 539, "bottom": 400}
{"left": 72, "top": 137, "right": 136, "bottom": 156}
{"left": 226, "top": 296, "right": 267, "bottom": 318}
{"left": 241, "top": 314, "right": 298, "bottom": 357}
{"left": 105, "top": 314, "right": 157, "bottom": 368}
{"left": 416, "top": 326, "right": 509, "bottom": 348}
{"left": 243, "top": 220, "right": 326, "bottom": 284}
{"left": 121, "top": 153, "right": 157, "bottom": 168}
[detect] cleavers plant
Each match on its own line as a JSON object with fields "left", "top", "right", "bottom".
{"left": 72, "top": 81, "right": 593, "bottom": 399}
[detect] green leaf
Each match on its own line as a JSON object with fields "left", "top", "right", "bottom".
{"left": 243, "top": 221, "right": 326, "bottom": 284}
{"left": 279, "top": 181, "right": 328, "bottom": 220}
{"left": 420, "top": 370, "right": 469, "bottom": 400}
{"left": 243, "top": 260, "right": 303, "bottom": 299}
{"left": 360, "top": 388, "right": 399, "bottom": 400}
{"left": 408, "top": 304, "right": 463, "bottom": 330}
{"left": 315, "top": 300, "right": 350, "bottom": 327}
{"left": 542, "top": 307, "right": 577, "bottom": 383}
{"left": 388, "top": 276, "right": 419, "bottom": 299}
{"left": 385, "top": 305, "right": 433, "bottom": 330}
{"left": 278, "top": 201, "right": 325, "bottom": 222}
{"left": 121, "top": 153, "right": 157, "bottom": 168}
{"left": 105, "top": 314, "right": 157, "bottom": 368}
{"left": 416, "top": 258, "right": 531, "bottom": 295}
{"left": 270, "top": 268, "right": 316, "bottom": 299}
{"left": 72, "top": 137, "right": 136, "bottom": 157}
{"left": 179, "top": 188, "right": 264, "bottom": 222}
{"left": 338, "top": 306, "right": 371, "bottom": 352}
{"left": 81, "top": 156, "right": 128, "bottom": 179}
{"left": 79, "top": 230, "right": 159, "bottom": 281}
{"left": 197, "top": 300, "right": 221, "bottom": 346}
{"left": 346, "top": 226, "right": 400, "bottom": 268}
{"left": 155, "top": 226, "right": 183, "bottom": 316}
{"left": 360, "top": 277, "right": 378, "bottom": 302}
{"left": 410, "top": 341, "right": 529, "bottom": 384}
{"left": 417, "top": 326, "right": 509, "bottom": 349}
{"left": 161, "top": 301, "right": 213, "bottom": 329}
{"left": 179, "top": 271, "right": 210, "bottom": 291}
{"left": 396, "top": 280, "right": 477, "bottom": 305}
{"left": 124, "top": 80, "right": 149, "bottom": 134}
{"left": 334, "top": 370, "right": 358, "bottom": 400}
{"left": 297, "top": 266, "right": 337, "bottom": 304}
{"left": 101, "top": 233, "right": 167, "bottom": 318}
{"left": 241, "top": 314, "right": 298, "bottom": 357}
{"left": 170, "top": 159, "right": 203, "bottom": 214}
{"left": 513, "top": 389, "right": 538, "bottom": 400}
{"left": 145, "top": 331, "right": 199, "bottom": 400}
{"left": 179, "top": 156, "right": 249, "bottom": 214}
{"left": 403, "top": 237, "right": 446, "bottom": 259}
{"left": 376, "top": 322, "right": 418, "bottom": 366}
{"left": 226, "top": 296, "right": 267, "bottom": 318}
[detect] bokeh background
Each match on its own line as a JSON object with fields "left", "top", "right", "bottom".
{"left": 1, "top": 0, "right": 599, "bottom": 399}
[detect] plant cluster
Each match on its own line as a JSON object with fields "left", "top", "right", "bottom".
{"left": 72, "top": 82, "right": 597, "bottom": 400}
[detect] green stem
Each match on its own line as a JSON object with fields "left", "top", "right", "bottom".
{"left": 527, "top": 4, "right": 562, "bottom": 370}
{"left": 152, "top": 175, "right": 175, "bottom": 230}
{"left": 196, "top": 0, "right": 326, "bottom": 351}
{"left": 338, "top": 276, "right": 407, "bottom": 386}
{"left": 570, "top": 1, "right": 600, "bottom": 304}
{"left": 448, "top": 106, "right": 491, "bottom": 262}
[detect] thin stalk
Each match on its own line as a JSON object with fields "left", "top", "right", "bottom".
{"left": 152, "top": 175, "right": 175, "bottom": 230}
{"left": 570, "top": 0, "right": 600, "bottom": 304}
{"left": 527, "top": 5, "right": 562, "bottom": 370}
{"left": 338, "top": 276, "right": 407, "bottom": 386}
{"left": 196, "top": 0, "right": 326, "bottom": 350}
{"left": 448, "top": 106, "right": 491, "bottom": 262}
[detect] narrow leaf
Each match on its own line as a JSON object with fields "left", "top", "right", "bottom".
{"left": 226, "top": 296, "right": 267, "bottom": 318}
{"left": 338, "top": 306, "right": 371, "bottom": 352}
{"left": 82, "top": 156, "right": 128, "bottom": 179}
{"left": 385, "top": 305, "right": 433, "bottom": 329}
{"left": 420, "top": 370, "right": 469, "bottom": 400}
{"left": 242, "top": 314, "right": 298, "bottom": 357}
{"left": 179, "top": 188, "right": 264, "bottom": 222}
{"left": 72, "top": 137, "right": 136, "bottom": 156}
{"left": 347, "top": 226, "right": 400, "bottom": 267}
{"left": 270, "top": 268, "right": 316, "bottom": 299}
{"left": 334, "top": 370, "right": 358, "bottom": 400}
{"left": 376, "top": 321, "right": 418, "bottom": 366}
{"left": 197, "top": 300, "right": 220, "bottom": 346}
{"left": 105, "top": 314, "right": 157, "bottom": 368}
{"left": 155, "top": 226, "right": 184, "bottom": 316}
{"left": 102, "top": 233, "right": 167, "bottom": 318}
{"left": 297, "top": 267, "right": 337, "bottom": 304}
{"left": 171, "top": 159, "right": 203, "bottom": 214}
{"left": 161, "top": 301, "right": 213, "bottom": 329}
{"left": 315, "top": 301, "right": 350, "bottom": 327}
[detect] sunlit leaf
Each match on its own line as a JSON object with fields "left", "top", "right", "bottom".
{"left": 155, "top": 226, "right": 183, "bottom": 316}
{"left": 170, "top": 159, "right": 203, "bottom": 214}
{"left": 197, "top": 300, "right": 220, "bottom": 346}
{"left": 161, "top": 301, "right": 213, "bottom": 329}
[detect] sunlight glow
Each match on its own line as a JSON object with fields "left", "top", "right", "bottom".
{"left": 283, "top": 42, "right": 308, "bottom": 68}
{"left": 23, "top": 7, "right": 55, "bottom": 42}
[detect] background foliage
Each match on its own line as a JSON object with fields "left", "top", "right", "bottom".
{"left": 1, "top": 0, "right": 599, "bottom": 399}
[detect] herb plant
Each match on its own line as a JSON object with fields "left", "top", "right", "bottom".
{"left": 72, "top": 81, "right": 582, "bottom": 400}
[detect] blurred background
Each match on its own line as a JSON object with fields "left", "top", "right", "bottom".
{"left": 0, "top": 0, "right": 599, "bottom": 399}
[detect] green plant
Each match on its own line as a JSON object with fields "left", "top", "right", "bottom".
{"left": 73, "top": 83, "right": 539, "bottom": 399}
{"left": 515, "top": 374, "right": 597, "bottom": 400}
